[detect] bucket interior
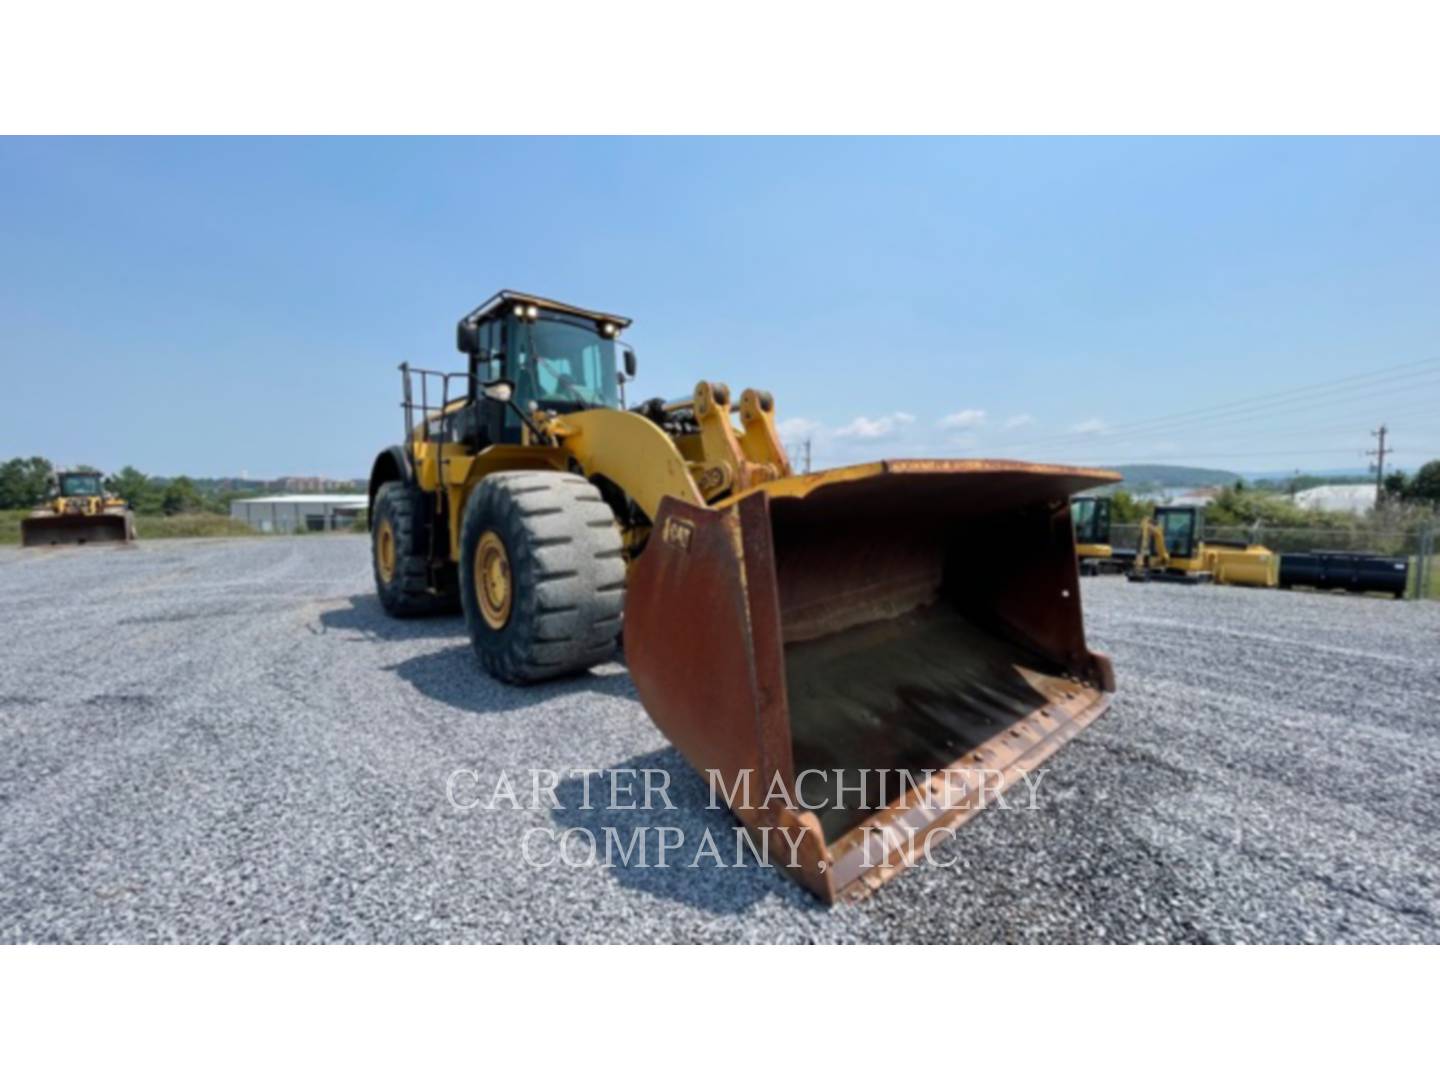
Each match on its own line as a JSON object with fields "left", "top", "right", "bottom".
{"left": 768, "top": 472, "right": 1097, "bottom": 843}
{"left": 22, "top": 516, "right": 132, "bottom": 546}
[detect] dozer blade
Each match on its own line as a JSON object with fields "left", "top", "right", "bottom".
{"left": 20, "top": 511, "right": 136, "bottom": 547}
{"left": 625, "top": 460, "right": 1119, "bottom": 903}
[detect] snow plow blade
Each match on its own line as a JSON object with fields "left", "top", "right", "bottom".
{"left": 20, "top": 511, "right": 136, "bottom": 547}
{"left": 624, "top": 460, "right": 1119, "bottom": 904}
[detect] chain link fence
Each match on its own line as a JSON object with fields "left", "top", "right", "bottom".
{"left": 1109, "top": 520, "right": 1439, "bottom": 599}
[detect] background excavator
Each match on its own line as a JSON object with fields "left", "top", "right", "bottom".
{"left": 367, "top": 290, "right": 1119, "bottom": 902}
{"left": 20, "top": 470, "right": 137, "bottom": 547}
{"left": 1127, "top": 504, "right": 1408, "bottom": 597}
{"left": 1128, "top": 505, "right": 1277, "bottom": 586}
{"left": 1072, "top": 494, "right": 1134, "bottom": 575}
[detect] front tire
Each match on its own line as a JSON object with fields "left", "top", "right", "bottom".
{"left": 372, "top": 481, "right": 459, "bottom": 617}
{"left": 459, "top": 472, "right": 626, "bottom": 684}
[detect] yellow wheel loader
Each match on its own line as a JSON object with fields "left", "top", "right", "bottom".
{"left": 20, "top": 470, "right": 137, "bottom": 547}
{"left": 368, "top": 290, "right": 1120, "bottom": 902}
{"left": 1128, "top": 506, "right": 1277, "bottom": 587}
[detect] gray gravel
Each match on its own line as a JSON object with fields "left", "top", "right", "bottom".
{"left": 1, "top": 536, "right": 1437, "bottom": 943}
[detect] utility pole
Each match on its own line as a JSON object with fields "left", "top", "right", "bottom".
{"left": 1369, "top": 424, "right": 1393, "bottom": 504}
{"left": 789, "top": 438, "right": 812, "bottom": 474}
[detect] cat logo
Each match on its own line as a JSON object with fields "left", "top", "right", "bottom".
{"left": 661, "top": 517, "right": 694, "bottom": 552}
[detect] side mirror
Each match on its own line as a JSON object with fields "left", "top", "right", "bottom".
{"left": 457, "top": 319, "right": 481, "bottom": 356}
{"left": 623, "top": 347, "right": 637, "bottom": 378}
{"left": 482, "top": 379, "right": 515, "bottom": 403}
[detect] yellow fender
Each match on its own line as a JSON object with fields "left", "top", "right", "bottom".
{"left": 552, "top": 408, "right": 703, "bottom": 522}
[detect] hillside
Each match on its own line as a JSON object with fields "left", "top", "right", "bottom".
{"left": 1103, "top": 464, "right": 1242, "bottom": 491}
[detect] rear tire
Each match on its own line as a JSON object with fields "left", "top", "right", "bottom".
{"left": 459, "top": 472, "right": 626, "bottom": 684}
{"left": 372, "top": 481, "right": 459, "bottom": 617}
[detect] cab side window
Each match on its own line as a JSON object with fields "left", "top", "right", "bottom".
{"left": 1162, "top": 511, "right": 1195, "bottom": 558}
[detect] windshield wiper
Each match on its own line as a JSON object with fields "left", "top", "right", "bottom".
{"left": 524, "top": 324, "right": 590, "bottom": 406}
{"left": 536, "top": 356, "right": 589, "bottom": 405}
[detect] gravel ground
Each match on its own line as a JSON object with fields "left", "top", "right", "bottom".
{"left": 1, "top": 535, "right": 1436, "bottom": 943}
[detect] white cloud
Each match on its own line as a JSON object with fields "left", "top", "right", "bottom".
{"left": 835, "top": 412, "right": 915, "bottom": 440}
{"left": 1002, "top": 413, "right": 1035, "bottom": 430}
{"left": 777, "top": 417, "right": 822, "bottom": 440}
{"left": 1069, "top": 417, "right": 1108, "bottom": 435}
{"left": 937, "top": 408, "right": 987, "bottom": 430}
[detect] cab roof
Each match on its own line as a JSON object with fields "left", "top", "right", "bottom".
{"left": 459, "top": 290, "right": 632, "bottom": 329}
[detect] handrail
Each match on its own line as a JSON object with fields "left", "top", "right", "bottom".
{"left": 398, "top": 362, "right": 471, "bottom": 446}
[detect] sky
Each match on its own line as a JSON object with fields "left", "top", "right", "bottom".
{"left": 2, "top": 137, "right": 1438, "bottom": 480}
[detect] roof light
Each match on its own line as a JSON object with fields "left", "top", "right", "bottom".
{"left": 512, "top": 303, "right": 524, "bottom": 317}
{"left": 525, "top": 304, "right": 539, "bottom": 320}
{"left": 602, "top": 322, "right": 616, "bottom": 337}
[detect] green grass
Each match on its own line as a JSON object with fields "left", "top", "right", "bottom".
{"left": 1411, "top": 554, "right": 1440, "bottom": 600}
{"left": 131, "top": 514, "right": 260, "bottom": 540}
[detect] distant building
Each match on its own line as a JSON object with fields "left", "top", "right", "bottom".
{"left": 275, "top": 476, "right": 360, "bottom": 493}
{"left": 1292, "top": 484, "right": 1376, "bottom": 514}
{"left": 230, "top": 494, "right": 367, "bottom": 534}
{"left": 1153, "top": 486, "right": 1221, "bottom": 508}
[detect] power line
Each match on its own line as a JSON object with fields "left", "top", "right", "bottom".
{"left": 986, "top": 356, "right": 1440, "bottom": 454}
{"left": 1060, "top": 448, "right": 1377, "bottom": 462}
{"left": 1021, "top": 404, "right": 1440, "bottom": 462}
{"left": 1188, "top": 401, "right": 1440, "bottom": 445}
{"left": 986, "top": 382, "right": 1440, "bottom": 464}
{"left": 994, "top": 370, "right": 1440, "bottom": 455}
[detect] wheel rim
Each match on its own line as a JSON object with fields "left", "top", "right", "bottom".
{"left": 475, "top": 530, "right": 512, "bottom": 630}
{"left": 375, "top": 518, "right": 397, "bottom": 584}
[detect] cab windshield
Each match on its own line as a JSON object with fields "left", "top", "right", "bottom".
{"left": 60, "top": 475, "right": 103, "bottom": 497}
{"left": 1160, "top": 510, "right": 1196, "bottom": 558}
{"left": 511, "top": 317, "right": 619, "bottom": 410}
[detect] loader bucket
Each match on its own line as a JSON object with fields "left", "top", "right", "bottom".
{"left": 624, "top": 460, "right": 1119, "bottom": 903}
{"left": 20, "top": 511, "right": 136, "bottom": 547}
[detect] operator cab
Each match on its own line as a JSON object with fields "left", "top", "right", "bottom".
{"left": 453, "top": 291, "right": 637, "bottom": 448}
{"left": 1155, "top": 505, "right": 1200, "bottom": 559}
{"left": 57, "top": 472, "right": 104, "bottom": 498}
{"left": 1071, "top": 495, "right": 1111, "bottom": 546}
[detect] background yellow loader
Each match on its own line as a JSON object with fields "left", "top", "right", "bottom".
{"left": 20, "top": 470, "right": 136, "bottom": 547}
{"left": 367, "top": 290, "right": 1119, "bottom": 902}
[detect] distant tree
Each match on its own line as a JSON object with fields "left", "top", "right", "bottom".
{"left": 106, "top": 466, "right": 150, "bottom": 505}
{"left": 1382, "top": 470, "right": 1409, "bottom": 501}
{"left": 0, "top": 456, "right": 55, "bottom": 509}
{"left": 1206, "top": 486, "right": 1352, "bottom": 529}
{"left": 161, "top": 476, "right": 203, "bottom": 516}
{"left": 1408, "top": 459, "right": 1440, "bottom": 505}
{"left": 200, "top": 490, "right": 233, "bottom": 515}
{"left": 1109, "top": 490, "right": 1153, "bottom": 523}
